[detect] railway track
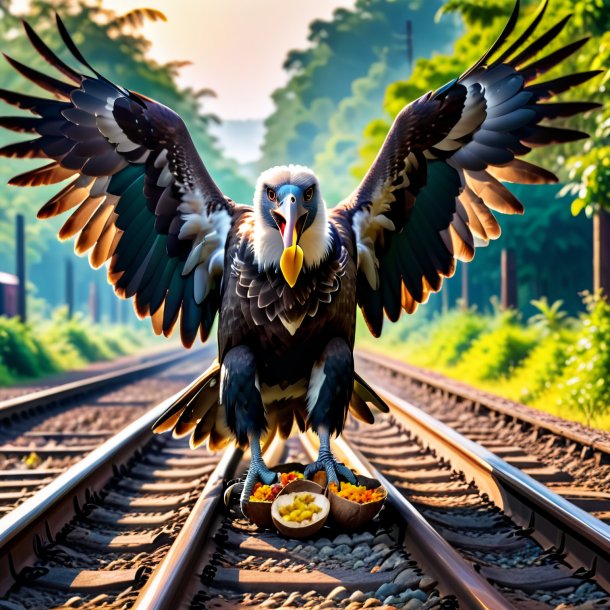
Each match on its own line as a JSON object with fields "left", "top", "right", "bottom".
{"left": 356, "top": 350, "right": 610, "bottom": 521}
{"left": 0, "top": 347, "right": 208, "bottom": 515}
{"left": 0, "top": 349, "right": 608, "bottom": 609}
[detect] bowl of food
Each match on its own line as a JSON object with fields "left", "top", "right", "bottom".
{"left": 328, "top": 475, "right": 387, "bottom": 530}
{"left": 271, "top": 490, "right": 330, "bottom": 538}
{"left": 243, "top": 468, "right": 306, "bottom": 527}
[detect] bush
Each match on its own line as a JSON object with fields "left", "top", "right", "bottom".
{"left": 0, "top": 307, "right": 159, "bottom": 386}
{"left": 414, "top": 308, "right": 489, "bottom": 368}
{"left": 0, "top": 317, "right": 60, "bottom": 378}
{"left": 502, "top": 330, "right": 574, "bottom": 403}
{"left": 453, "top": 316, "right": 539, "bottom": 382}
{"left": 552, "top": 292, "right": 610, "bottom": 427}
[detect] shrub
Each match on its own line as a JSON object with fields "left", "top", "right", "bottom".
{"left": 503, "top": 330, "right": 574, "bottom": 403}
{"left": 454, "top": 316, "right": 539, "bottom": 382}
{"left": 553, "top": 292, "right": 610, "bottom": 427}
{"left": 0, "top": 317, "right": 60, "bottom": 378}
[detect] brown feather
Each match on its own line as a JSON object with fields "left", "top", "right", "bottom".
{"left": 75, "top": 202, "right": 114, "bottom": 254}
{"left": 58, "top": 196, "right": 104, "bottom": 240}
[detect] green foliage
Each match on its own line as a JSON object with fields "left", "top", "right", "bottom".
{"left": 503, "top": 330, "right": 574, "bottom": 403}
{"left": 454, "top": 317, "right": 538, "bottom": 382}
{"left": 0, "top": 308, "right": 155, "bottom": 385}
{"left": 0, "top": 317, "right": 60, "bottom": 378}
{"left": 553, "top": 292, "right": 610, "bottom": 427}
{"left": 529, "top": 298, "right": 570, "bottom": 335}
{"left": 259, "top": 0, "right": 456, "bottom": 200}
{"left": 0, "top": 0, "right": 251, "bottom": 316}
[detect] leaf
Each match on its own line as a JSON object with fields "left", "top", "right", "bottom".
{"left": 571, "top": 198, "right": 587, "bottom": 216}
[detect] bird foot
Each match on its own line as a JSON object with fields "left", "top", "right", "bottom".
{"left": 304, "top": 457, "right": 357, "bottom": 486}
{"left": 239, "top": 460, "right": 279, "bottom": 516}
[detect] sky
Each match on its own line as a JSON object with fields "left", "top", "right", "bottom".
{"left": 98, "top": 0, "right": 358, "bottom": 121}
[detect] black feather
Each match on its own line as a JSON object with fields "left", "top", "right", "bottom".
{"left": 492, "top": 0, "right": 548, "bottom": 65}
{"left": 22, "top": 20, "right": 82, "bottom": 84}
{"left": 509, "top": 15, "right": 572, "bottom": 67}
{"left": 3, "top": 54, "right": 75, "bottom": 98}
{"left": 460, "top": 0, "right": 521, "bottom": 80}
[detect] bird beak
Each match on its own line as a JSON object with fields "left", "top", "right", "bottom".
{"left": 273, "top": 197, "right": 307, "bottom": 288}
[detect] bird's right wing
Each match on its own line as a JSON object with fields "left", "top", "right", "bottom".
{"left": 0, "top": 16, "right": 240, "bottom": 346}
{"left": 332, "top": 0, "right": 602, "bottom": 336}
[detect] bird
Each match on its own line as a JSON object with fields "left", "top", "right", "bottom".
{"left": 0, "top": 1, "right": 601, "bottom": 510}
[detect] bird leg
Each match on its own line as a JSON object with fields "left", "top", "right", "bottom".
{"left": 240, "top": 433, "right": 279, "bottom": 513}
{"left": 304, "top": 427, "right": 357, "bottom": 485}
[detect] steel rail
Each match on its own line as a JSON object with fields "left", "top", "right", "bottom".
{"left": 301, "top": 432, "right": 516, "bottom": 610}
{"left": 0, "top": 346, "right": 198, "bottom": 422}
{"left": 369, "top": 383, "right": 610, "bottom": 592}
{"left": 356, "top": 350, "right": 610, "bottom": 456}
{"left": 131, "top": 437, "right": 285, "bottom": 610}
{"left": 0, "top": 358, "right": 216, "bottom": 594}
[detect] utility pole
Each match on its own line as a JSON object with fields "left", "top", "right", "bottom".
{"left": 501, "top": 248, "right": 518, "bottom": 310}
{"left": 405, "top": 19, "right": 413, "bottom": 70}
{"left": 88, "top": 281, "right": 99, "bottom": 323}
{"left": 65, "top": 258, "right": 74, "bottom": 319}
{"left": 593, "top": 209, "right": 610, "bottom": 296}
{"left": 15, "top": 214, "right": 26, "bottom": 323}
{"left": 461, "top": 263, "right": 469, "bottom": 310}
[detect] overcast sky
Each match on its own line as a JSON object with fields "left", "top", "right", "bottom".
{"left": 98, "top": 0, "right": 357, "bottom": 120}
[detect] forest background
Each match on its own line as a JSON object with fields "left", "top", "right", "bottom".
{"left": 0, "top": 0, "right": 608, "bottom": 428}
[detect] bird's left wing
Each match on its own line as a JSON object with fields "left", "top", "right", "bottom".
{"left": 332, "top": 0, "right": 602, "bottom": 337}
{"left": 0, "top": 16, "right": 239, "bottom": 346}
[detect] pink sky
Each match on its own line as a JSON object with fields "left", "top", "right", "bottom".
{"left": 99, "top": 0, "right": 357, "bottom": 120}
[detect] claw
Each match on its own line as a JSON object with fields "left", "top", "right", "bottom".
{"left": 239, "top": 459, "right": 279, "bottom": 516}
{"left": 304, "top": 458, "right": 357, "bottom": 485}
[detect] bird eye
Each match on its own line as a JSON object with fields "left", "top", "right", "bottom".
{"left": 267, "top": 188, "right": 277, "bottom": 202}
{"left": 304, "top": 186, "right": 314, "bottom": 202}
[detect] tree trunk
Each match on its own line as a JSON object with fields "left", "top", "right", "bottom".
{"left": 501, "top": 248, "right": 517, "bottom": 310}
{"left": 593, "top": 209, "right": 610, "bottom": 296}
{"left": 15, "top": 214, "right": 26, "bottom": 323}
{"left": 461, "top": 263, "right": 469, "bottom": 310}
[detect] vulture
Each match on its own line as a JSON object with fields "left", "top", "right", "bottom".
{"left": 0, "top": 1, "right": 601, "bottom": 508}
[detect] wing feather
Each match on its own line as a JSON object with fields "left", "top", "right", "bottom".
{"left": 1, "top": 18, "right": 238, "bottom": 347}
{"left": 333, "top": 0, "right": 599, "bottom": 336}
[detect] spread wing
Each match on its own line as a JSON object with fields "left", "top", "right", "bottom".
{"left": 332, "top": 0, "right": 602, "bottom": 337}
{"left": 0, "top": 16, "right": 238, "bottom": 347}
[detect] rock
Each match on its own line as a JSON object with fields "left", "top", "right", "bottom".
{"left": 394, "top": 568, "right": 421, "bottom": 589}
{"left": 353, "top": 560, "right": 365, "bottom": 569}
{"left": 319, "top": 545, "right": 334, "bottom": 558}
{"left": 319, "top": 601, "right": 338, "bottom": 609}
{"left": 301, "top": 545, "right": 318, "bottom": 556}
{"left": 282, "top": 593, "right": 301, "bottom": 607}
{"left": 333, "top": 544, "right": 352, "bottom": 556}
{"left": 372, "top": 543, "right": 391, "bottom": 554}
{"left": 349, "top": 591, "right": 368, "bottom": 603}
{"left": 413, "top": 590, "right": 427, "bottom": 602}
{"left": 327, "top": 586, "right": 350, "bottom": 601}
{"left": 418, "top": 576, "right": 436, "bottom": 591}
{"left": 419, "top": 597, "right": 440, "bottom": 610}
{"left": 404, "top": 600, "right": 423, "bottom": 610}
{"left": 352, "top": 544, "right": 371, "bottom": 559}
{"left": 316, "top": 537, "right": 333, "bottom": 548}
{"left": 334, "top": 534, "right": 353, "bottom": 546}
{"left": 362, "top": 599, "right": 381, "bottom": 608}
{"left": 383, "top": 596, "right": 400, "bottom": 606}
{"left": 373, "top": 533, "right": 393, "bottom": 546}
{"left": 352, "top": 531, "right": 375, "bottom": 544}
{"left": 375, "top": 583, "right": 401, "bottom": 600}
{"left": 379, "top": 551, "right": 402, "bottom": 571}
{"left": 346, "top": 603, "right": 364, "bottom": 610}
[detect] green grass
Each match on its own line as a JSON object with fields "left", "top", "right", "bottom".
{"left": 356, "top": 293, "right": 610, "bottom": 431}
{"left": 0, "top": 308, "right": 158, "bottom": 386}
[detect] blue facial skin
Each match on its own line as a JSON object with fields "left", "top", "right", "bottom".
{"left": 263, "top": 184, "right": 317, "bottom": 233}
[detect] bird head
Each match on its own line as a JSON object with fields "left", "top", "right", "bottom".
{"left": 253, "top": 165, "right": 330, "bottom": 287}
